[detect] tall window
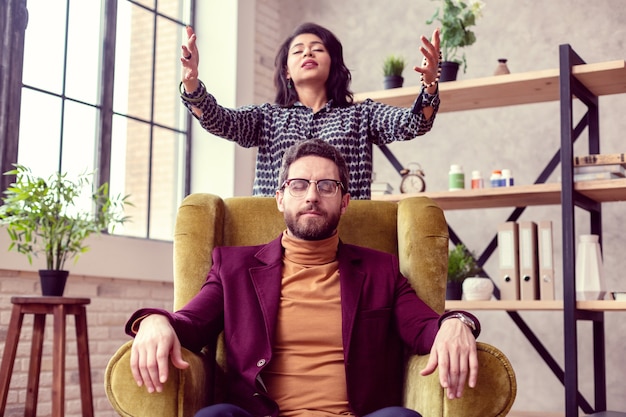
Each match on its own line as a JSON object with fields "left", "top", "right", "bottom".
{"left": 16, "top": 0, "right": 193, "bottom": 240}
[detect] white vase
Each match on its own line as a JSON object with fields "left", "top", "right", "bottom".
{"left": 462, "top": 277, "right": 494, "bottom": 301}
{"left": 575, "top": 234, "right": 606, "bottom": 300}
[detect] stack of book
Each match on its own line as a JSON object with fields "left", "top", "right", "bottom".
{"left": 371, "top": 182, "right": 393, "bottom": 195}
{"left": 573, "top": 153, "right": 626, "bottom": 182}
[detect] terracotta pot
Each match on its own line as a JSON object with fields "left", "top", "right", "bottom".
{"left": 39, "top": 270, "right": 69, "bottom": 296}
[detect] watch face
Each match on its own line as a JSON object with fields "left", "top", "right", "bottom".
{"left": 400, "top": 174, "right": 425, "bottom": 193}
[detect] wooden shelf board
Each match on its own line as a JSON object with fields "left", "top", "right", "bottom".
{"left": 578, "top": 300, "right": 626, "bottom": 311}
{"left": 371, "top": 179, "right": 626, "bottom": 210}
{"left": 445, "top": 300, "right": 626, "bottom": 311}
{"left": 447, "top": 300, "right": 563, "bottom": 311}
{"left": 354, "top": 60, "right": 626, "bottom": 112}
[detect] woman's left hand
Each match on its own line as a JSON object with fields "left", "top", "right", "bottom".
{"left": 413, "top": 28, "right": 441, "bottom": 92}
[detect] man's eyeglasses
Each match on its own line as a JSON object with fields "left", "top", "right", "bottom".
{"left": 281, "top": 178, "right": 344, "bottom": 198}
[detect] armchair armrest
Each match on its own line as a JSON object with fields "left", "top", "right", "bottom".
{"left": 403, "top": 342, "right": 516, "bottom": 417}
{"left": 105, "top": 340, "right": 214, "bottom": 417}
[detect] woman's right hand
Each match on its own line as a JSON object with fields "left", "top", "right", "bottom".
{"left": 181, "top": 26, "right": 200, "bottom": 93}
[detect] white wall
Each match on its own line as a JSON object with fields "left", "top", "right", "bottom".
{"left": 190, "top": 0, "right": 256, "bottom": 197}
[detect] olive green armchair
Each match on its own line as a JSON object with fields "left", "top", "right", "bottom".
{"left": 105, "top": 193, "right": 516, "bottom": 417}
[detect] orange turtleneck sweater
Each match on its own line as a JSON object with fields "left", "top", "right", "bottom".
{"left": 262, "top": 231, "right": 351, "bottom": 417}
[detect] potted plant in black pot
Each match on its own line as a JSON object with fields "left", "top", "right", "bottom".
{"left": 426, "top": 0, "right": 485, "bottom": 81}
{"left": 447, "top": 243, "right": 480, "bottom": 300}
{"left": 382, "top": 54, "right": 406, "bottom": 89}
{"left": 0, "top": 164, "right": 131, "bottom": 296}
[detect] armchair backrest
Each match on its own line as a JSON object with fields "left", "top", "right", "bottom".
{"left": 172, "top": 194, "right": 448, "bottom": 314}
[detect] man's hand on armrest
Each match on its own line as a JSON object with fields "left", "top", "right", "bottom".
{"left": 130, "top": 314, "right": 190, "bottom": 393}
{"left": 419, "top": 317, "right": 478, "bottom": 400}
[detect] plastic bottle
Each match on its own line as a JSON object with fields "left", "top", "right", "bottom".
{"left": 471, "top": 170, "right": 484, "bottom": 189}
{"left": 490, "top": 170, "right": 503, "bottom": 187}
{"left": 448, "top": 164, "right": 465, "bottom": 191}
{"left": 502, "top": 169, "right": 514, "bottom": 186}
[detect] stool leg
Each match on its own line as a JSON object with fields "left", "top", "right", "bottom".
{"left": 52, "top": 304, "right": 67, "bottom": 417}
{"left": 24, "top": 314, "right": 46, "bottom": 417}
{"left": 0, "top": 305, "right": 24, "bottom": 415}
{"left": 75, "top": 307, "right": 94, "bottom": 417}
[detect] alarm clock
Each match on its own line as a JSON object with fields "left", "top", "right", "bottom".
{"left": 399, "top": 162, "right": 426, "bottom": 193}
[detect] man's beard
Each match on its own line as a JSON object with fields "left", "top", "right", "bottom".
{"left": 284, "top": 204, "right": 340, "bottom": 241}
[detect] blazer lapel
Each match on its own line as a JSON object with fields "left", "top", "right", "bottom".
{"left": 337, "top": 242, "right": 366, "bottom": 356}
{"left": 249, "top": 236, "right": 284, "bottom": 346}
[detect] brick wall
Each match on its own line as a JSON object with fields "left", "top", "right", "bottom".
{"left": 0, "top": 269, "right": 173, "bottom": 417}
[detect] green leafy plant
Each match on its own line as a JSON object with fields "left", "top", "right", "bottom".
{"left": 382, "top": 54, "right": 406, "bottom": 77}
{"left": 447, "top": 243, "right": 480, "bottom": 282}
{"left": 426, "top": 0, "right": 485, "bottom": 73}
{"left": 0, "top": 164, "right": 131, "bottom": 270}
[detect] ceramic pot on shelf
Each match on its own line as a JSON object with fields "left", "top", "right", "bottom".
{"left": 446, "top": 281, "right": 463, "bottom": 300}
{"left": 462, "top": 276, "right": 494, "bottom": 301}
{"left": 575, "top": 234, "right": 606, "bottom": 300}
{"left": 440, "top": 61, "right": 460, "bottom": 82}
{"left": 494, "top": 58, "right": 511, "bottom": 75}
{"left": 383, "top": 75, "right": 404, "bottom": 89}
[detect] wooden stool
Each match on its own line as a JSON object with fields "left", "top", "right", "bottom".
{"left": 0, "top": 296, "right": 94, "bottom": 417}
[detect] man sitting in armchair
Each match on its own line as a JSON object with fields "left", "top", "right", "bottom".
{"left": 124, "top": 139, "right": 481, "bottom": 417}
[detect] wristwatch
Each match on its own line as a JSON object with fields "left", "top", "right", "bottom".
{"left": 440, "top": 312, "right": 480, "bottom": 338}
{"left": 444, "top": 312, "right": 477, "bottom": 332}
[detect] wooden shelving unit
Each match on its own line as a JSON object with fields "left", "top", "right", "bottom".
{"left": 359, "top": 51, "right": 626, "bottom": 417}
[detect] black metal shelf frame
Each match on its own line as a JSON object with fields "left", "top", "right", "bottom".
{"left": 378, "top": 44, "right": 611, "bottom": 416}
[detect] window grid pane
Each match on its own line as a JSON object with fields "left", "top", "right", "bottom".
{"left": 17, "top": 0, "right": 194, "bottom": 241}
{"left": 113, "top": 115, "right": 150, "bottom": 238}
{"left": 65, "top": 0, "right": 104, "bottom": 104}
{"left": 22, "top": 0, "right": 66, "bottom": 94}
{"left": 154, "top": 15, "right": 182, "bottom": 128}
{"left": 17, "top": 90, "right": 63, "bottom": 176}
{"left": 149, "top": 127, "right": 184, "bottom": 240}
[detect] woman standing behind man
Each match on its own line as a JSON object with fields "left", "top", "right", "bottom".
{"left": 180, "top": 22, "right": 441, "bottom": 199}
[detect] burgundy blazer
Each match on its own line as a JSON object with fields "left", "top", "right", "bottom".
{"left": 127, "top": 235, "right": 445, "bottom": 417}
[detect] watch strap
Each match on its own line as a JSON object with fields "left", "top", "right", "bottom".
{"left": 439, "top": 310, "right": 481, "bottom": 338}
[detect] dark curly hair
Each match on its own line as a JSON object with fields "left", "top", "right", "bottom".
{"left": 273, "top": 22, "right": 353, "bottom": 107}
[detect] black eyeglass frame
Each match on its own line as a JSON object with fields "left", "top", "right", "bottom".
{"left": 280, "top": 178, "right": 345, "bottom": 197}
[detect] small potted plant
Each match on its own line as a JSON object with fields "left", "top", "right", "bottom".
{"left": 382, "top": 54, "right": 406, "bottom": 89}
{"left": 0, "top": 164, "right": 131, "bottom": 296}
{"left": 426, "top": 0, "right": 485, "bottom": 80}
{"left": 447, "top": 243, "right": 480, "bottom": 300}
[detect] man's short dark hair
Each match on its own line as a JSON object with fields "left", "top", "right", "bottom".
{"left": 278, "top": 139, "right": 349, "bottom": 194}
